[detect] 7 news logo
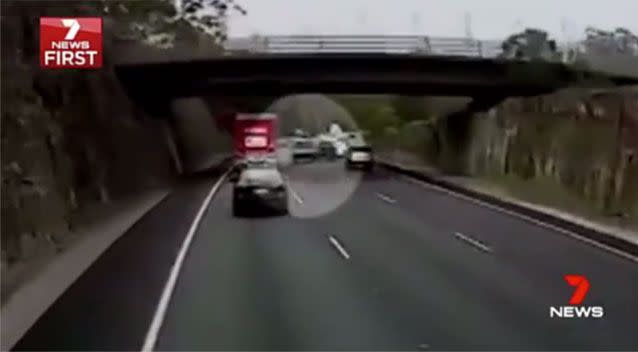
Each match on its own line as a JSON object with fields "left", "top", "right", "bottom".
{"left": 549, "top": 275, "right": 604, "bottom": 319}
{"left": 40, "top": 17, "right": 103, "bottom": 69}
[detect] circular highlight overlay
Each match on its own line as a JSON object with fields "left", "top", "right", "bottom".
{"left": 265, "top": 94, "right": 366, "bottom": 219}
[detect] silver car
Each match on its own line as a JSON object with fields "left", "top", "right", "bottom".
{"left": 291, "top": 138, "right": 319, "bottom": 163}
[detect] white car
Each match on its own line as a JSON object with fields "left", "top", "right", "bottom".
{"left": 345, "top": 144, "right": 374, "bottom": 171}
{"left": 316, "top": 134, "right": 348, "bottom": 158}
{"left": 334, "top": 139, "right": 348, "bottom": 157}
{"left": 291, "top": 137, "right": 319, "bottom": 162}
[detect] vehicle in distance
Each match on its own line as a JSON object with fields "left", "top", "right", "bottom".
{"left": 275, "top": 138, "right": 294, "bottom": 167}
{"left": 291, "top": 137, "right": 319, "bottom": 163}
{"left": 318, "top": 140, "right": 337, "bottom": 160}
{"left": 233, "top": 166, "right": 288, "bottom": 217}
{"left": 334, "top": 139, "right": 348, "bottom": 157}
{"left": 345, "top": 144, "right": 374, "bottom": 171}
{"left": 233, "top": 112, "right": 277, "bottom": 160}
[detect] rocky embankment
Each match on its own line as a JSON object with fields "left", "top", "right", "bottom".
{"left": 1, "top": 2, "right": 232, "bottom": 296}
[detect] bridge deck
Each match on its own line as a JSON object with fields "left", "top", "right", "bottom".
{"left": 115, "top": 54, "right": 638, "bottom": 101}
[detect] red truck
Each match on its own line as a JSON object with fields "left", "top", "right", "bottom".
{"left": 233, "top": 113, "right": 277, "bottom": 161}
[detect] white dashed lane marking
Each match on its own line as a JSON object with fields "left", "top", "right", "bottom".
{"left": 402, "top": 175, "right": 638, "bottom": 263}
{"left": 454, "top": 232, "right": 493, "bottom": 253}
{"left": 375, "top": 192, "right": 397, "bottom": 204}
{"left": 329, "top": 235, "right": 351, "bottom": 260}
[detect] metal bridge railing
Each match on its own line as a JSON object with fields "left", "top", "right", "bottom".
{"left": 225, "top": 35, "right": 504, "bottom": 58}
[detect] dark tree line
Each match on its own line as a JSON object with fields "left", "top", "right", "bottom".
{"left": 500, "top": 26, "right": 638, "bottom": 63}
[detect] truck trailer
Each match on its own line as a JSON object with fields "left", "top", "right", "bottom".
{"left": 233, "top": 113, "right": 277, "bottom": 162}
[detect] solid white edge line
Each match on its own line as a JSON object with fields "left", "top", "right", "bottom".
{"left": 454, "top": 232, "right": 492, "bottom": 253}
{"left": 329, "top": 236, "right": 351, "bottom": 260}
{"left": 141, "top": 170, "right": 230, "bottom": 352}
{"left": 401, "top": 175, "right": 638, "bottom": 263}
{"left": 375, "top": 192, "right": 397, "bottom": 204}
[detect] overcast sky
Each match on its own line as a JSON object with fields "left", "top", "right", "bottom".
{"left": 227, "top": 0, "right": 638, "bottom": 41}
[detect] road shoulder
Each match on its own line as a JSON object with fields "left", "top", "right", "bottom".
{"left": 1, "top": 189, "right": 169, "bottom": 351}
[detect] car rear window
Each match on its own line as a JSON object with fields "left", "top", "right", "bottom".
{"left": 294, "top": 141, "right": 314, "bottom": 148}
{"left": 350, "top": 145, "right": 372, "bottom": 152}
{"left": 238, "top": 169, "right": 283, "bottom": 187}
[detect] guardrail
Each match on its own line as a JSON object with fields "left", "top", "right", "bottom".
{"left": 225, "top": 35, "right": 504, "bottom": 58}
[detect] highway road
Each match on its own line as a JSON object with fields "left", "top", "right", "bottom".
{"left": 13, "top": 160, "right": 638, "bottom": 351}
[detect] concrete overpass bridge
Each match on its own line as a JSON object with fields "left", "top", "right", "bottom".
{"left": 115, "top": 53, "right": 637, "bottom": 99}
{"left": 114, "top": 35, "right": 638, "bottom": 112}
{"left": 113, "top": 35, "right": 638, "bottom": 161}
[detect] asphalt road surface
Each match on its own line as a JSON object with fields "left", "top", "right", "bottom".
{"left": 13, "top": 161, "right": 638, "bottom": 351}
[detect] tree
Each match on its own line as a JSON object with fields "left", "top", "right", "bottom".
{"left": 99, "top": 0, "right": 246, "bottom": 47}
{"left": 582, "top": 27, "right": 638, "bottom": 56}
{"left": 366, "top": 105, "right": 401, "bottom": 138}
{"left": 500, "top": 28, "right": 559, "bottom": 61}
{"left": 333, "top": 95, "right": 396, "bottom": 132}
{"left": 391, "top": 96, "right": 431, "bottom": 123}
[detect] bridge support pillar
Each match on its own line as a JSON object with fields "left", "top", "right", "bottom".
{"left": 160, "top": 118, "right": 184, "bottom": 175}
{"left": 437, "top": 95, "right": 506, "bottom": 174}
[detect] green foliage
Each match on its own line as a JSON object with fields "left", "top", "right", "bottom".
{"left": 367, "top": 105, "right": 401, "bottom": 137}
{"left": 267, "top": 95, "right": 358, "bottom": 136}
{"left": 390, "top": 96, "right": 431, "bottom": 123}
{"left": 584, "top": 27, "right": 638, "bottom": 56}
{"left": 500, "top": 28, "right": 559, "bottom": 61}
{"left": 333, "top": 95, "right": 392, "bottom": 128}
{"left": 93, "top": 0, "right": 246, "bottom": 45}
